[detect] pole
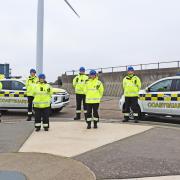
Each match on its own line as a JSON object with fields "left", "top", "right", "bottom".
{"left": 36, "top": 0, "right": 44, "bottom": 75}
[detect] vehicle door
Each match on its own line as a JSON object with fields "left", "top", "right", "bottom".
{"left": 10, "top": 80, "right": 28, "bottom": 108}
{"left": 0, "top": 80, "right": 27, "bottom": 108}
{"left": 141, "top": 79, "right": 173, "bottom": 115}
{"left": 169, "top": 79, "right": 180, "bottom": 116}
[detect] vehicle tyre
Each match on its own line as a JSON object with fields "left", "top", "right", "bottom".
{"left": 139, "top": 112, "right": 146, "bottom": 121}
{"left": 1, "top": 110, "right": 8, "bottom": 115}
{"left": 51, "top": 107, "right": 63, "bottom": 114}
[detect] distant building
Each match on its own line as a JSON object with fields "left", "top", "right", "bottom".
{"left": 0, "top": 63, "right": 10, "bottom": 78}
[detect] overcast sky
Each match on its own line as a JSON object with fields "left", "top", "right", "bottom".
{"left": 0, "top": 0, "right": 180, "bottom": 81}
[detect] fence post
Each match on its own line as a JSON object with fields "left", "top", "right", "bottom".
{"left": 178, "top": 61, "right": 180, "bottom": 68}
{"left": 140, "top": 64, "right": 143, "bottom": 70}
{"left": 157, "top": 62, "right": 160, "bottom": 69}
{"left": 72, "top": 70, "right": 75, "bottom": 75}
{"left": 112, "top": 67, "right": 114, "bottom": 72}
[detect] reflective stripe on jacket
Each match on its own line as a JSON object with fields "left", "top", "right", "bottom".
{"left": 123, "top": 75, "right": 141, "bottom": 97}
{"left": 73, "top": 74, "right": 89, "bottom": 94}
{"left": 33, "top": 82, "right": 53, "bottom": 108}
{"left": 26, "top": 76, "right": 38, "bottom": 96}
{"left": 84, "top": 78, "right": 104, "bottom": 104}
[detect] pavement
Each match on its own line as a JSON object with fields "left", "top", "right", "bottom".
{"left": 75, "top": 127, "right": 180, "bottom": 179}
{"left": 19, "top": 122, "right": 152, "bottom": 157}
{"left": 0, "top": 121, "right": 34, "bottom": 153}
{"left": 0, "top": 96, "right": 180, "bottom": 180}
{"left": 0, "top": 153, "right": 95, "bottom": 180}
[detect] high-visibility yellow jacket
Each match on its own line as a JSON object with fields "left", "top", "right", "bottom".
{"left": 33, "top": 82, "right": 53, "bottom": 108}
{"left": 123, "top": 75, "right": 141, "bottom": 97}
{"left": 26, "top": 76, "right": 38, "bottom": 96}
{"left": 0, "top": 74, "right": 4, "bottom": 80}
{"left": 84, "top": 78, "right": 104, "bottom": 104}
{"left": 73, "top": 74, "right": 89, "bottom": 94}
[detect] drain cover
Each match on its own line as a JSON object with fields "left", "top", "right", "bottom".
{"left": 0, "top": 171, "right": 26, "bottom": 180}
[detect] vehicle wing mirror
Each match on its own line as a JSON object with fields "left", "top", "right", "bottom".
{"left": 146, "top": 87, "right": 150, "bottom": 92}
{"left": 22, "top": 87, "right": 26, "bottom": 91}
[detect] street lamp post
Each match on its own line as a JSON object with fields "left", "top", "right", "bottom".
{"left": 36, "top": 0, "right": 44, "bottom": 75}
{"left": 36, "top": 0, "right": 80, "bottom": 75}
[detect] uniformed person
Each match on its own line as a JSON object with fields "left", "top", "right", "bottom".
{"left": 73, "top": 67, "right": 89, "bottom": 120}
{"left": 123, "top": 66, "right": 141, "bottom": 123}
{"left": 84, "top": 70, "right": 104, "bottom": 129}
{"left": 33, "top": 74, "right": 52, "bottom": 131}
{"left": 26, "top": 69, "right": 38, "bottom": 121}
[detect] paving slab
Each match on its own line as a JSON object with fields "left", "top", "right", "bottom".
{"left": 0, "top": 153, "right": 95, "bottom": 180}
{"left": 75, "top": 127, "right": 180, "bottom": 180}
{"left": 19, "top": 122, "right": 152, "bottom": 157}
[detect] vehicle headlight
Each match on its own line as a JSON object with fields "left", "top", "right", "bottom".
{"left": 54, "top": 91, "right": 68, "bottom": 96}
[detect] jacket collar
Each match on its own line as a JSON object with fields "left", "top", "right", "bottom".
{"left": 126, "top": 74, "right": 135, "bottom": 80}
{"left": 29, "top": 75, "right": 37, "bottom": 79}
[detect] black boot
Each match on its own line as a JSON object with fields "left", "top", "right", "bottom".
{"left": 122, "top": 117, "right": 129, "bottom": 122}
{"left": 87, "top": 122, "right": 91, "bottom": 129}
{"left": 44, "top": 127, "right": 49, "bottom": 131}
{"left": 94, "top": 121, "right": 98, "bottom": 129}
{"left": 134, "top": 115, "right": 139, "bottom": 123}
{"left": 134, "top": 118, "right": 139, "bottom": 123}
{"left": 35, "top": 127, "right": 41, "bottom": 132}
{"left": 26, "top": 116, "right": 32, "bottom": 121}
{"left": 84, "top": 113, "right": 87, "bottom": 121}
{"left": 74, "top": 113, "right": 81, "bottom": 120}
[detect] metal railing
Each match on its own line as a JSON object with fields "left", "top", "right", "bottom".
{"left": 64, "top": 60, "right": 180, "bottom": 75}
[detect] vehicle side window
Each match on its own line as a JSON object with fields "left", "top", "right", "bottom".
{"left": 0, "top": 81, "right": 11, "bottom": 90}
{"left": 174, "top": 79, "right": 180, "bottom": 91}
{"left": 149, "top": 79, "right": 172, "bottom": 92}
{"left": 11, "top": 81, "right": 25, "bottom": 91}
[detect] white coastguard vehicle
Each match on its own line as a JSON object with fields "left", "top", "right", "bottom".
{"left": 0, "top": 79, "right": 70, "bottom": 113}
{"left": 119, "top": 76, "right": 180, "bottom": 119}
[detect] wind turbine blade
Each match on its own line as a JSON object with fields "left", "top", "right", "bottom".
{"left": 64, "top": 0, "right": 80, "bottom": 18}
